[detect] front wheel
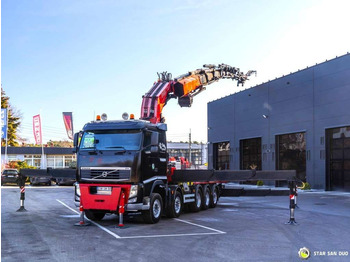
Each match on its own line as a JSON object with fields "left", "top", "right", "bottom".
{"left": 166, "top": 190, "right": 183, "bottom": 218}
{"left": 143, "top": 193, "right": 163, "bottom": 224}
{"left": 85, "top": 210, "right": 105, "bottom": 221}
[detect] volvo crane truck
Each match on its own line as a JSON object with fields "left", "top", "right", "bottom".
{"left": 73, "top": 64, "right": 257, "bottom": 223}
{"left": 71, "top": 64, "right": 259, "bottom": 223}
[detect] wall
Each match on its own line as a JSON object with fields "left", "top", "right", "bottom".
{"left": 208, "top": 53, "right": 350, "bottom": 189}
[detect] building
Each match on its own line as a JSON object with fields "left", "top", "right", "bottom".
{"left": 208, "top": 53, "right": 350, "bottom": 191}
{"left": 1, "top": 147, "right": 76, "bottom": 169}
{"left": 167, "top": 142, "right": 207, "bottom": 166}
{"left": 1, "top": 142, "right": 208, "bottom": 169}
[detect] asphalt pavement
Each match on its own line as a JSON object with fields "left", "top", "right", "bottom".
{"left": 1, "top": 186, "right": 350, "bottom": 262}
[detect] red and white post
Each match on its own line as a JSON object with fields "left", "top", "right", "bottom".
{"left": 118, "top": 191, "right": 126, "bottom": 228}
{"left": 75, "top": 205, "right": 91, "bottom": 226}
{"left": 286, "top": 181, "right": 298, "bottom": 225}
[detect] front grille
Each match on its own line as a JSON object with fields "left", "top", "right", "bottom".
{"left": 80, "top": 167, "right": 131, "bottom": 181}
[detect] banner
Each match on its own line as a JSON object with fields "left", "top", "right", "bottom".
{"left": 1, "top": 108, "right": 7, "bottom": 139}
{"left": 33, "top": 114, "right": 42, "bottom": 145}
{"left": 62, "top": 112, "right": 74, "bottom": 140}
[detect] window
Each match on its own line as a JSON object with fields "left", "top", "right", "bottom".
{"left": 276, "top": 132, "right": 306, "bottom": 182}
{"left": 80, "top": 130, "right": 142, "bottom": 151}
{"left": 143, "top": 131, "right": 152, "bottom": 148}
{"left": 240, "top": 138, "right": 262, "bottom": 170}
{"left": 55, "top": 157, "right": 63, "bottom": 168}
{"left": 326, "top": 126, "right": 350, "bottom": 191}
{"left": 65, "top": 156, "right": 75, "bottom": 168}
{"left": 47, "top": 157, "right": 55, "bottom": 168}
{"left": 213, "top": 141, "right": 230, "bottom": 170}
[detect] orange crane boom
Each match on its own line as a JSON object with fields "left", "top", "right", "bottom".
{"left": 141, "top": 64, "right": 256, "bottom": 123}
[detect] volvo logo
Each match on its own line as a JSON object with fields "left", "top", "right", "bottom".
{"left": 159, "top": 142, "right": 167, "bottom": 151}
{"left": 101, "top": 171, "right": 108, "bottom": 177}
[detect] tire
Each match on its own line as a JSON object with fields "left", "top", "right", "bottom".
{"left": 166, "top": 190, "right": 183, "bottom": 218}
{"left": 85, "top": 210, "right": 105, "bottom": 221}
{"left": 202, "top": 186, "right": 210, "bottom": 210}
{"left": 210, "top": 186, "right": 219, "bottom": 208}
{"left": 189, "top": 186, "right": 202, "bottom": 212}
{"left": 143, "top": 193, "right": 163, "bottom": 224}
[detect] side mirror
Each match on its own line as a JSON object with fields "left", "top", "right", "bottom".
{"left": 73, "top": 132, "right": 81, "bottom": 153}
{"left": 73, "top": 133, "right": 79, "bottom": 147}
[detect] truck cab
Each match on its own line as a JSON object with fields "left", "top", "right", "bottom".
{"left": 74, "top": 116, "right": 169, "bottom": 223}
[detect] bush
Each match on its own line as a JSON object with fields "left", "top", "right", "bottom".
{"left": 69, "top": 161, "right": 77, "bottom": 169}
{"left": 302, "top": 182, "right": 311, "bottom": 190}
{"left": 257, "top": 180, "right": 264, "bottom": 186}
{"left": 8, "top": 161, "right": 36, "bottom": 170}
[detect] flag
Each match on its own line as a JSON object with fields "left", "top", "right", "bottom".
{"left": 1, "top": 108, "right": 7, "bottom": 139}
{"left": 62, "top": 112, "right": 74, "bottom": 140}
{"left": 33, "top": 114, "right": 42, "bottom": 144}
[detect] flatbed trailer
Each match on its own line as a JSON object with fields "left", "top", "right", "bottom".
{"left": 20, "top": 159, "right": 296, "bottom": 225}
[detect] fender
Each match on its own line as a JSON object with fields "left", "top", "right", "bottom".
{"left": 166, "top": 185, "right": 181, "bottom": 208}
{"left": 149, "top": 180, "right": 166, "bottom": 196}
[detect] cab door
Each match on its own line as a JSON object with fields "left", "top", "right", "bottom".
{"left": 141, "top": 130, "right": 168, "bottom": 182}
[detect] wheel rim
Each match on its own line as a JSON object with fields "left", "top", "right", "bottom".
{"left": 196, "top": 191, "right": 201, "bottom": 208}
{"left": 174, "top": 196, "right": 181, "bottom": 214}
{"left": 205, "top": 190, "right": 210, "bottom": 206}
{"left": 213, "top": 189, "right": 218, "bottom": 204}
{"left": 153, "top": 199, "right": 161, "bottom": 218}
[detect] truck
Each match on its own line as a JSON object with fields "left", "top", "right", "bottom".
{"left": 73, "top": 64, "right": 257, "bottom": 224}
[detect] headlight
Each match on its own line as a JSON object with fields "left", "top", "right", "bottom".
{"left": 74, "top": 182, "right": 81, "bottom": 197}
{"left": 129, "top": 185, "right": 138, "bottom": 199}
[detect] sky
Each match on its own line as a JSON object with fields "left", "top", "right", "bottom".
{"left": 2, "top": 0, "right": 350, "bottom": 144}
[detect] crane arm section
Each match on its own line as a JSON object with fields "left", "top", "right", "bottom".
{"left": 140, "top": 64, "right": 256, "bottom": 123}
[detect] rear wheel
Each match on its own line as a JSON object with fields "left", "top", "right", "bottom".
{"left": 189, "top": 186, "right": 202, "bottom": 212}
{"left": 210, "top": 186, "right": 219, "bottom": 208}
{"left": 85, "top": 210, "right": 106, "bottom": 221}
{"left": 143, "top": 193, "right": 163, "bottom": 224}
{"left": 166, "top": 190, "right": 183, "bottom": 218}
{"left": 202, "top": 186, "right": 210, "bottom": 210}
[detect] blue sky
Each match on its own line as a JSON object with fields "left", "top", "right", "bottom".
{"left": 2, "top": 0, "right": 350, "bottom": 143}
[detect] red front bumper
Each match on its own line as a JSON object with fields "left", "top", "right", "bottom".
{"left": 80, "top": 183, "right": 131, "bottom": 212}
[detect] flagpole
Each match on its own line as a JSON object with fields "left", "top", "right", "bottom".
{"left": 40, "top": 110, "right": 45, "bottom": 169}
{"left": 5, "top": 107, "right": 9, "bottom": 164}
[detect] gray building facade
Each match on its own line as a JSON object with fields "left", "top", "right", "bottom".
{"left": 208, "top": 53, "right": 350, "bottom": 191}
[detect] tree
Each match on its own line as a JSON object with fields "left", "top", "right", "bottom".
{"left": 8, "top": 160, "right": 35, "bottom": 170}
{"left": 47, "top": 140, "right": 73, "bottom": 147}
{"left": 1, "top": 88, "right": 21, "bottom": 146}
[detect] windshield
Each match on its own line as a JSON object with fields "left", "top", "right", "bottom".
{"left": 80, "top": 130, "right": 142, "bottom": 151}
{"left": 3, "top": 170, "right": 18, "bottom": 175}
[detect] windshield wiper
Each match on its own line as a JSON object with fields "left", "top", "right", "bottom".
{"left": 105, "top": 146, "right": 126, "bottom": 151}
{"left": 86, "top": 147, "right": 103, "bottom": 155}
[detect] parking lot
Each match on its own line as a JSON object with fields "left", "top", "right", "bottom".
{"left": 2, "top": 186, "right": 350, "bottom": 262}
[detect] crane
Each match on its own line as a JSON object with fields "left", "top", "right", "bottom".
{"left": 140, "top": 64, "right": 256, "bottom": 123}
